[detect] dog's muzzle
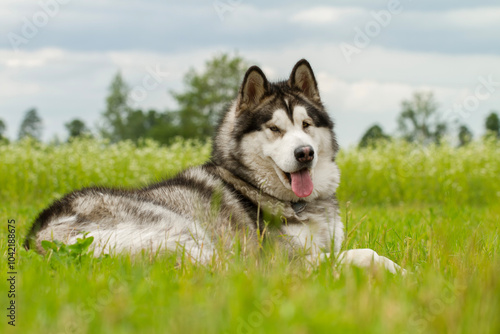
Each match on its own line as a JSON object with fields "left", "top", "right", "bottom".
{"left": 294, "top": 145, "right": 314, "bottom": 164}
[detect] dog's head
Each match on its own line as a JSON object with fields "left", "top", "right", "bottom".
{"left": 214, "top": 59, "right": 340, "bottom": 201}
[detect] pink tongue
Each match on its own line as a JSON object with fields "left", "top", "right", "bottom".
{"left": 290, "top": 169, "right": 313, "bottom": 198}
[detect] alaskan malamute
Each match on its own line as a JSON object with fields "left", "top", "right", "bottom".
{"left": 25, "top": 59, "right": 404, "bottom": 273}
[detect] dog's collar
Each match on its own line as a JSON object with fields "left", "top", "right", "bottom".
{"left": 291, "top": 201, "right": 307, "bottom": 214}
{"left": 215, "top": 166, "right": 300, "bottom": 218}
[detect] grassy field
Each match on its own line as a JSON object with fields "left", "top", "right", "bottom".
{"left": 1, "top": 138, "right": 499, "bottom": 333}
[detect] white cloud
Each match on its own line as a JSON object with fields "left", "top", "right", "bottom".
{"left": 398, "top": 6, "right": 500, "bottom": 32}
{"left": 444, "top": 7, "right": 500, "bottom": 29}
{"left": 289, "top": 5, "right": 500, "bottom": 30}
{"left": 2, "top": 48, "right": 65, "bottom": 69}
{"left": 290, "top": 7, "right": 363, "bottom": 24}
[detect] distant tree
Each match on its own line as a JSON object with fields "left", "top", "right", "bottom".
{"left": 99, "top": 73, "right": 178, "bottom": 144}
{"left": 18, "top": 108, "right": 43, "bottom": 141}
{"left": 0, "top": 118, "right": 8, "bottom": 144}
{"left": 359, "top": 124, "right": 391, "bottom": 148}
{"left": 0, "top": 119, "right": 6, "bottom": 138}
{"left": 171, "top": 53, "right": 249, "bottom": 139}
{"left": 65, "top": 119, "right": 90, "bottom": 139}
{"left": 458, "top": 125, "right": 473, "bottom": 147}
{"left": 125, "top": 109, "right": 173, "bottom": 143}
{"left": 100, "top": 72, "right": 132, "bottom": 142}
{"left": 99, "top": 54, "right": 249, "bottom": 144}
{"left": 397, "top": 91, "right": 446, "bottom": 145}
{"left": 485, "top": 112, "right": 500, "bottom": 139}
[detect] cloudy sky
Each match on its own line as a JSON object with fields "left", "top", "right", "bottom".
{"left": 1, "top": 0, "right": 500, "bottom": 147}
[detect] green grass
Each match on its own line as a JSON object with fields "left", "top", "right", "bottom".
{"left": 1, "top": 138, "right": 499, "bottom": 333}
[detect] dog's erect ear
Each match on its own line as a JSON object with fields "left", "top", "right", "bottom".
{"left": 238, "top": 66, "right": 269, "bottom": 111}
{"left": 289, "top": 59, "right": 320, "bottom": 102}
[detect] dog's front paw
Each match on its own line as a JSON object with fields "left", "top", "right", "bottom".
{"left": 338, "top": 249, "right": 406, "bottom": 275}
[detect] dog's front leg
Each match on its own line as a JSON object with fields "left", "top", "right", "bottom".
{"left": 337, "top": 249, "right": 406, "bottom": 274}
{"left": 306, "top": 250, "right": 405, "bottom": 275}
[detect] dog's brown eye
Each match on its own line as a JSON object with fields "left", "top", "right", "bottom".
{"left": 303, "top": 121, "right": 311, "bottom": 129}
{"left": 269, "top": 126, "right": 280, "bottom": 133}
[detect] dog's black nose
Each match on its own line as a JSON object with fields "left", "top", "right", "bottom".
{"left": 294, "top": 145, "right": 314, "bottom": 163}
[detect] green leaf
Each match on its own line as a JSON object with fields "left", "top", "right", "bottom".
{"left": 41, "top": 240, "right": 57, "bottom": 252}
{"left": 80, "top": 236, "right": 94, "bottom": 251}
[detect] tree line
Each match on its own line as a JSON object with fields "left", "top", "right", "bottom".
{"left": 1, "top": 53, "right": 248, "bottom": 145}
{"left": 1, "top": 53, "right": 499, "bottom": 147}
{"left": 358, "top": 91, "right": 500, "bottom": 148}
